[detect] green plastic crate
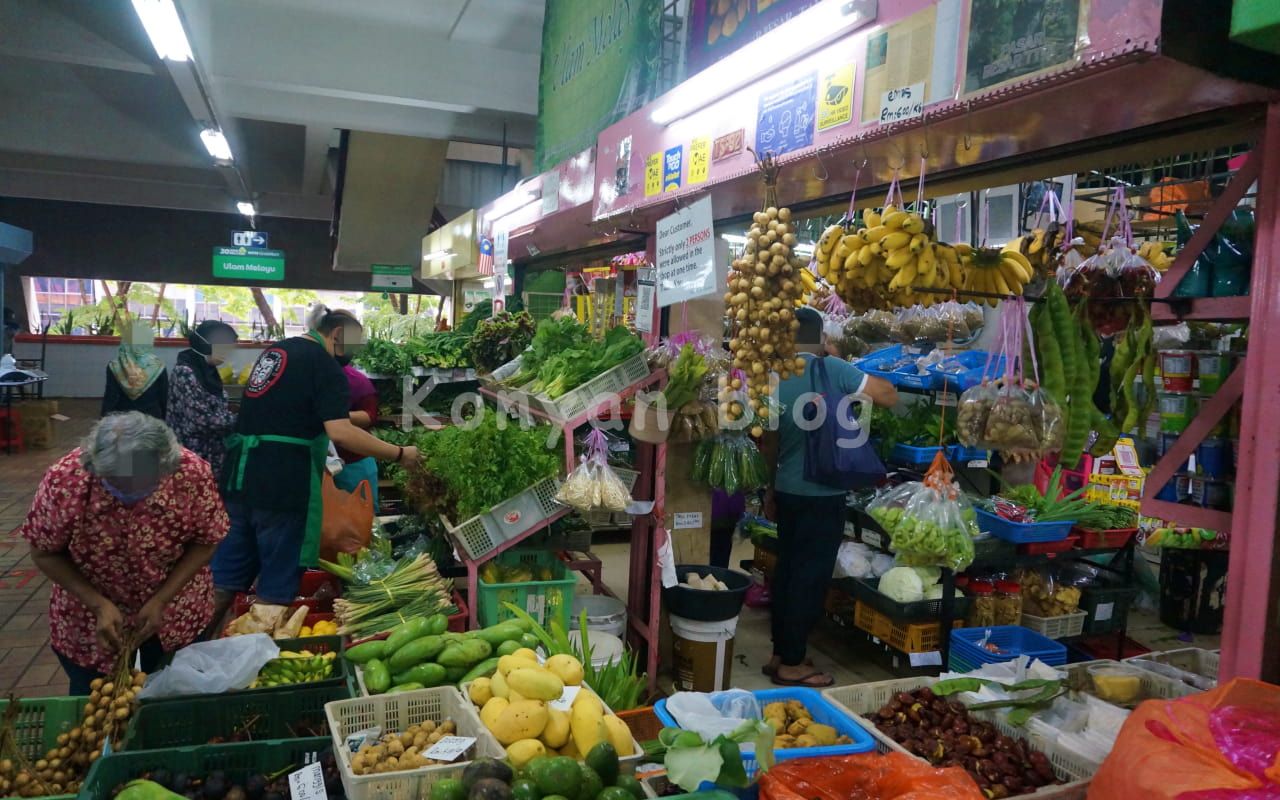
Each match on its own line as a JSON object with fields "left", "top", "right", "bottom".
{"left": 476, "top": 550, "right": 575, "bottom": 630}
{"left": 141, "top": 636, "right": 347, "bottom": 703}
{"left": 120, "top": 682, "right": 351, "bottom": 750}
{"left": 1231, "top": 0, "right": 1280, "bottom": 55}
{"left": 79, "top": 738, "right": 331, "bottom": 800}
{"left": 0, "top": 695, "right": 87, "bottom": 763}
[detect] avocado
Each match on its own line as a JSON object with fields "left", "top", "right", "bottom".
{"left": 462, "top": 758, "right": 514, "bottom": 791}
{"left": 509, "top": 779, "right": 539, "bottom": 800}
{"left": 575, "top": 764, "right": 604, "bottom": 800}
{"left": 430, "top": 780, "right": 467, "bottom": 800}
{"left": 613, "top": 776, "right": 645, "bottom": 800}
{"left": 597, "top": 788, "right": 635, "bottom": 800}
{"left": 532, "top": 757, "right": 582, "bottom": 799}
{"left": 584, "top": 742, "right": 619, "bottom": 787}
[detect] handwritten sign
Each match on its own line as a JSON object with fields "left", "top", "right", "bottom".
{"left": 288, "top": 762, "right": 325, "bottom": 800}
{"left": 644, "top": 152, "right": 662, "bottom": 197}
{"left": 818, "top": 63, "right": 855, "bottom": 131}
{"left": 549, "top": 685, "right": 582, "bottom": 712}
{"left": 655, "top": 196, "right": 716, "bottom": 308}
{"left": 663, "top": 145, "right": 683, "bottom": 192}
{"left": 424, "top": 736, "right": 477, "bottom": 763}
{"left": 688, "top": 136, "right": 711, "bottom": 184}
{"left": 879, "top": 82, "right": 925, "bottom": 124}
{"left": 712, "top": 129, "right": 745, "bottom": 162}
{"left": 673, "top": 512, "right": 704, "bottom": 530}
{"left": 755, "top": 72, "right": 817, "bottom": 157}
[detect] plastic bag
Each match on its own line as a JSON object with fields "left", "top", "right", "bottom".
{"left": 664, "top": 690, "right": 762, "bottom": 742}
{"left": 557, "top": 429, "right": 635, "bottom": 511}
{"left": 137, "top": 634, "right": 280, "bottom": 699}
{"left": 957, "top": 381, "right": 999, "bottom": 447}
{"left": 759, "top": 752, "right": 986, "bottom": 800}
{"left": 868, "top": 452, "right": 975, "bottom": 571}
{"left": 1090, "top": 679, "right": 1280, "bottom": 800}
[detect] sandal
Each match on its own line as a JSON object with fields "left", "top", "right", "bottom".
{"left": 761, "top": 658, "right": 814, "bottom": 677}
{"left": 770, "top": 670, "right": 835, "bottom": 688}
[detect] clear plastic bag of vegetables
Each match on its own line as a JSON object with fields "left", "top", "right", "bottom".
{"left": 690, "top": 433, "right": 769, "bottom": 494}
{"left": 976, "top": 298, "right": 1066, "bottom": 460}
{"left": 867, "top": 451, "right": 975, "bottom": 571}
{"left": 956, "top": 380, "right": 999, "bottom": 447}
{"left": 556, "top": 429, "right": 634, "bottom": 512}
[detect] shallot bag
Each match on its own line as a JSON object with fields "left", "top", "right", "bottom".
{"left": 956, "top": 381, "right": 999, "bottom": 448}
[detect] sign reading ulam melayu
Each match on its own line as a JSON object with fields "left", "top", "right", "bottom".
{"left": 213, "top": 247, "right": 285, "bottom": 281}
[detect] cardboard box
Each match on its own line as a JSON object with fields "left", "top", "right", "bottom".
{"left": 14, "top": 400, "right": 59, "bottom": 450}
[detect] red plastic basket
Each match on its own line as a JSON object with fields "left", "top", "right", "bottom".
{"left": 231, "top": 569, "right": 343, "bottom": 615}
{"left": 1072, "top": 526, "right": 1138, "bottom": 549}
{"left": 1017, "top": 534, "right": 1080, "bottom": 555}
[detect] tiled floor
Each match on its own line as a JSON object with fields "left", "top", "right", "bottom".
{"left": 0, "top": 398, "right": 98, "bottom": 697}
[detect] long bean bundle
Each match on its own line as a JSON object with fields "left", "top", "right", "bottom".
{"left": 333, "top": 554, "right": 456, "bottom": 637}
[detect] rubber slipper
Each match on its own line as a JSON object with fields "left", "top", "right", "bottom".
{"left": 761, "top": 658, "right": 813, "bottom": 676}
{"left": 770, "top": 670, "right": 834, "bottom": 688}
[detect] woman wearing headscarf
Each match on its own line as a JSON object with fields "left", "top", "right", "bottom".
{"left": 101, "top": 324, "right": 167, "bottom": 419}
{"left": 168, "top": 321, "right": 239, "bottom": 477}
{"left": 330, "top": 310, "right": 381, "bottom": 511}
{"left": 20, "top": 412, "right": 228, "bottom": 693}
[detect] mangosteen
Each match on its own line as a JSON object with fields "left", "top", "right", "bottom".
{"left": 151, "top": 769, "right": 174, "bottom": 790}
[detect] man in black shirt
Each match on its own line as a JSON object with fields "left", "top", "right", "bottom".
{"left": 210, "top": 305, "right": 419, "bottom": 625}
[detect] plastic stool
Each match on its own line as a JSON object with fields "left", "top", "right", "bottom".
{"left": 0, "top": 409, "right": 24, "bottom": 453}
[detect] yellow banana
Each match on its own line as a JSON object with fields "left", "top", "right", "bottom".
{"left": 882, "top": 211, "right": 909, "bottom": 230}
{"left": 865, "top": 225, "right": 889, "bottom": 243}
{"left": 818, "top": 224, "right": 844, "bottom": 256}
{"left": 842, "top": 232, "right": 868, "bottom": 251}
{"left": 881, "top": 231, "right": 912, "bottom": 251}
{"left": 863, "top": 209, "right": 882, "bottom": 229}
{"left": 954, "top": 242, "right": 975, "bottom": 258}
{"left": 800, "top": 270, "right": 817, "bottom": 291}
{"left": 882, "top": 204, "right": 898, "bottom": 217}
{"left": 902, "top": 214, "right": 926, "bottom": 235}
{"left": 1027, "top": 229, "right": 1045, "bottom": 255}
{"left": 909, "top": 233, "right": 929, "bottom": 253}
{"left": 948, "top": 259, "right": 964, "bottom": 288}
{"left": 1001, "top": 251, "right": 1033, "bottom": 282}
{"left": 918, "top": 243, "right": 938, "bottom": 276}
{"left": 869, "top": 241, "right": 884, "bottom": 256}
{"left": 886, "top": 247, "right": 916, "bottom": 269}
{"left": 833, "top": 238, "right": 852, "bottom": 264}
{"left": 858, "top": 245, "right": 875, "bottom": 267}
{"left": 989, "top": 268, "right": 1013, "bottom": 296}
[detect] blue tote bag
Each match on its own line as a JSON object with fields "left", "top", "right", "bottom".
{"left": 801, "top": 357, "right": 886, "bottom": 489}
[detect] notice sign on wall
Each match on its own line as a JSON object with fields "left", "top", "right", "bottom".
{"left": 213, "top": 247, "right": 284, "bottom": 281}
{"left": 655, "top": 195, "right": 716, "bottom": 308}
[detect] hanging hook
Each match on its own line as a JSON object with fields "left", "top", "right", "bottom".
{"left": 859, "top": 140, "right": 872, "bottom": 172}
{"left": 963, "top": 101, "right": 975, "bottom": 151}
{"left": 919, "top": 111, "right": 931, "bottom": 160}
{"left": 813, "top": 149, "right": 829, "bottom": 182}
{"left": 888, "top": 134, "right": 907, "bottom": 171}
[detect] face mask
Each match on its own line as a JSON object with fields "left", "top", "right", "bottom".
{"left": 102, "top": 478, "right": 157, "bottom": 505}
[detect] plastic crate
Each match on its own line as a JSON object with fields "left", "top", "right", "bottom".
{"left": 325, "top": 687, "right": 505, "bottom": 800}
{"left": 950, "top": 444, "right": 990, "bottom": 463}
{"left": 533, "top": 353, "right": 650, "bottom": 422}
{"left": 928, "top": 351, "right": 1005, "bottom": 392}
{"left": 1072, "top": 527, "right": 1137, "bottom": 549}
{"left": 120, "top": 682, "right": 349, "bottom": 750}
{"left": 856, "top": 346, "right": 917, "bottom": 387}
{"left": 0, "top": 695, "right": 87, "bottom": 764}
{"left": 975, "top": 508, "right": 1075, "bottom": 544}
{"left": 476, "top": 549, "right": 576, "bottom": 629}
{"left": 1124, "top": 647, "right": 1220, "bottom": 684}
{"left": 851, "top": 601, "right": 959, "bottom": 653}
{"left": 889, "top": 443, "right": 948, "bottom": 466}
{"left": 1020, "top": 611, "right": 1088, "bottom": 640}
{"left": 654, "top": 687, "right": 874, "bottom": 776}
{"left": 950, "top": 626, "right": 1068, "bottom": 666}
{"left": 79, "top": 737, "right": 332, "bottom": 800}
{"left": 972, "top": 534, "right": 1017, "bottom": 562}
{"left": 143, "top": 636, "right": 347, "bottom": 703}
{"left": 823, "top": 678, "right": 1094, "bottom": 800}
{"left": 852, "top": 577, "right": 972, "bottom": 622}
{"left": 1062, "top": 660, "right": 1196, "bottom": 707}
{"left": 1078, "top": 584, "right": 1138, "bottom": 636}
{"left": 443, "top": 477, "right": 564, "bottom": 560}
{"left": 1017, "top": 534, "right": 1080, "bottom": 555}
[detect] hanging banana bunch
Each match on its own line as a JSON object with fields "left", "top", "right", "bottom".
{"left": 958, "top": 241, "right": 1034, "bottom": 306}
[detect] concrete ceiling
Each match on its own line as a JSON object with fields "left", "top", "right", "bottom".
{"left": 0, "top": 0, "right": 543, "bottom": 221}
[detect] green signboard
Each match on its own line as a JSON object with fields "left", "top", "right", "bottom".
{"left": 371, "top": 264, "right": 414, "bottom": 290}
{"left": 212, "top": 246, "right": 285, "bottom": 281}
{"left": 535, "top": 0, "right": 662, "bottom": 173}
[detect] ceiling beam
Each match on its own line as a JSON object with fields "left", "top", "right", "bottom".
{"left": 0, "top": 1, "right": 157, "bottom": 75}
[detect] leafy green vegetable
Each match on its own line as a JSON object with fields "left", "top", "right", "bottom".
{"left": 353, "top": 337, "right": 411, "bottom": 376}
{"left": 504, "top": 318, "right": 644, "bottom": 399}
{"left": 405, "top": 331, "right": 474, "bottom": 369}
{"left": 663, "top": 344, "right": 709, "bottom": 409}
{"left": 993, "top": 466, "right": 1099, "bottom": 523}
{"left": 468, "top": 311, "right": 536, "bottom": 372}
{"left": 656, "top": 721, "right": 775, "bottom": 791}
{"left": 456, "top": 300, "right": 492, "bottom": 334}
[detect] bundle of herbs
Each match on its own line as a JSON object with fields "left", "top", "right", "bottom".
{"left": 468, "top": 311, "right": 536, "bottom": 373}
{"left": 331, "top": 553, "right": 456, "bottom": 637}
{"left": 353, "top": 337, "right": 411, "bottom": 376}
{"left": 505, "top": 318, "right": 645, "bottom": 398}
{"left": 984, "top": 466, "right": 1111, "bottom": 525}
{"left": 405, "top": 331, "right": 474, "bottom": 369}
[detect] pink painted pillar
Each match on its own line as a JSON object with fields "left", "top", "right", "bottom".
{"left": 1219, "top": 101, "right": 1280, "bottom": 683}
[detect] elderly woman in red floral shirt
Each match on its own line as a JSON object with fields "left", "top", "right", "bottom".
{"left": 20, "top": 411, "right": 229, "bottom": 694}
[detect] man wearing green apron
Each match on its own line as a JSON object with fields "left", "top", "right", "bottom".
{"left": 210, "top": 305, "right": 420, "bottom": 629}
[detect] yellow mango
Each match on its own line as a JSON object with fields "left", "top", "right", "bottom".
{"left": 490, "top": 670, "right": 510, "bottom": 699}
{"left": 506, "top": 738, "right": 547, "bottom": 768}
{"left": 602, "top": 714, "right": 635, "bottom": 757}
{"left": 507, "top": 667, "right": 565, "bottom": 702}
{"left": 498, "top": 654, "right": 535, "bottom": 677}
{"left": 480, "top": 696, "right": 509, "bottom": 730}
{"left": 468, "top": 677, "right": 493, "bottom": 707}
{"left": 492, "top": 699, "right": 550, "bottom": 746}
{"left": 512, "top": 648, "right": 540, "bottom": 662}
{"left": 541, "top": 706, "right": 571, "bottom": 749}
{"left": 545, "top": 654, "right": 584, "bottom": 687}
{"left": 570, "top": 690, "right": 607, "bottom": 756}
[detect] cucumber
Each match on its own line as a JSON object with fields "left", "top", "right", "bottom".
{"left": 474, "top": 621, "right": 525, "bottom": 648}
{"left": 458, "top": 657, "right": 500, "bottom": 686}
{"left": 393, "top": 662, "right": 448, "bottom": 688}
{"left": 384, "top": 618, "right": 432, "bottom": 655}
{"left": 345, "top": 639, "right": 389, "bottom": 665}
{"left": 387, "top": 635, "right": 446, "bottom": 672}
{"left": 387, "top": 681, "right": 425, "bottom": 693}
{"left": 425, "top": 613, "right": 449, "bottom": 636}
{"left": 364, "top": 659, "right": 391, "bottom": 694}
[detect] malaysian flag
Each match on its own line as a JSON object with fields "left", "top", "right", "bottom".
{"left": 477, "top": 235, "right": 494, "bottom": 276}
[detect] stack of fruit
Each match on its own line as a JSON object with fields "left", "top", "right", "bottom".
{"left": 297, "top": 618, "right": 338, "bottom": 637}
{"left": 958, "top": 243, "right": 1034, "bottom": 306}
{"left": 428, "top": 754, "right": 645, "bottom": 800}
{"left": 248, "top": 649, "right": 337, "bottom": 688}
{"left": 465, "top": 651, "right": 636, "bottom": 764}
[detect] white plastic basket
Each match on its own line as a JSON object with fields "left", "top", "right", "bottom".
{"left": 443, "top": 477, "right": 564, "bottom": 560}
{"left": 325, "top": 687, "right": 506, "bottom": 800}
{"left": 533, "top": 353, "right": 651, "bottom": 423}
{"left": 823, "top": 678, "right": 1094, "bottom": 800}
{"left": 460, "top": 681, "right": 644, "bottom": 771}
{"left": 1124, "top": 647, "right": 1219, "bottom": 685}
{"left": 1063, "top": 659, "right": 1196, "bottom": 706}
{"left": 1020, "top": 611, "right": 1088, "bottom": 640}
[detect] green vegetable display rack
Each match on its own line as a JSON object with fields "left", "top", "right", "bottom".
{"left": 441, "top": 477, "right": 567, "bottom": 561}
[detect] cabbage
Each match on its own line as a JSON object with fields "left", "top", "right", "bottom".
{"left": 912, "top": 566, "right": 942, "bottom": 585}
{"left": 879, "top": 567, "right": 925, "bottom": 602}
{"left": 924, "top": 585, "right": 965, "bottom": 601}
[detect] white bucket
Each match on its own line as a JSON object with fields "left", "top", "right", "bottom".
{"left": 670, "top": 614, "right": 738, "bottom": 692}
{"left": 569, "top": 594, "right": 628, "bottom": 638}
{"left": 568, "top": 630, "right": 625, "bottom": 668}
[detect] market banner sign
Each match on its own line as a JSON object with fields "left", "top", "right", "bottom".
{"left": 371, "top": 264, "right": 413, "bottom": 290}
{"left": 535, "top": 0, "right": 662, "bottom": 173}
{"left": 686, "top": 0, "right": 824, "bottom": 77}
{"left": 655, "top": 195, "right": 716, "bottom": 308}
{"left": 963, "top": 0, "right": 1086, "bottom": 94}
{"left": 212, "top": 247, "right": 284, "bottom": 281}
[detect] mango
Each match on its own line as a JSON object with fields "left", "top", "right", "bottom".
{"left": 602, "top": 714, "right": 635, "bottom": 757}
{"left": 506, "top": 738, "right": 548, "bottom": 768}
{"left": 541, "top": 706, "right": 571, "bottom": 749}
{"left": 469, "top": 677, "right": 494, "bottom": 707}
{"left": 508, "top": 667, "right": 565, "bottom": 702}
{"left": 492, "top": 699, "right": 550, "bottom": 746}
{"left": 480, "top": 696, "right": 510, "bottom": 730}
{"left": 570, "top": 691, "right": 607, "bottom": 756}
{"left": 545, "top": 654, "right": 584, "bottom": 687}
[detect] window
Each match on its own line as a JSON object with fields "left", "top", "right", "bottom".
{"left": 28, "top": 277, "right": 97, "bottom": 331}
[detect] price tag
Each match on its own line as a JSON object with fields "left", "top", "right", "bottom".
{"left": 673, "top": 512, "right": 703, "bottom": 530}
{"left": 1094, "top": 602, "right": 1115, "bottom": 622}
{"left": 909, "top": 651, "right": 943, "bottom": 667}
{"left": 879, "top": 82, "right": 925, "bottom": 124}
{"left": 288, "top": 762, "right": 326, "bottom": 800}
{"left": 862, "top": 530, "right": 884, "bottom": 549}
{"left": 424, "top": 736, "right": 478, "bottom": 762}
{"left": 935, "top": 394, "right": 958, "bottom": 407}
{"left": 968, "top": 459, "right": 989, "bottom": 469}
{"left": 549, "top": 685, "right": 582, "bottom": 712}
{"left": 345, "top": 727, "right": 381, "bottom": 755}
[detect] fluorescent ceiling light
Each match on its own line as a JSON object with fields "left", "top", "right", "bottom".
{"left": 422, "top": 249, "right": 455, "bottom": 261}
{"left": 236, "top": 202, "right": 256, "bottom": 217}
{"left": 721, "top": 234, "right": 747, "bottom": 245}
{"left": 132, "top": 0, "right": 193, "bottom": 62}
{"left": 201, "top": 129, "right": 233, "bottom": 161}
{"left": 488, "top": 189, "right": 541, "bottom": 223}
{"left": 651, "top": 1, "right": 868, "bottom": 125}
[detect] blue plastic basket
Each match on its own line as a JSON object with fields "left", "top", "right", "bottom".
{"left": 974, "top": 508, "right": 1075, "bottom": 543}
{"left": 654, "top": 687, "right": 875, "bottom": 776}
{"left": 928, "top": 351, "right": 1005, "bottom": 391}
{"left": 950, "top": 626, "right": 1068, "bottom": 666}
{"left": 856, "top": 346, "right": 929, "bottom": 388}
{"left": 950, "top": 445, "right": 990, "bottom": 463}
{"left": 891, "top": 443, "right": 948, "bottom": 466}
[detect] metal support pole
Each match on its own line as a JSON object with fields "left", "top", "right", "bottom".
{"left": 1219, "top": 101, "right": 1280, "bottom": 684}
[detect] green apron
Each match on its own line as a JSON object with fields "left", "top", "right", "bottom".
{"left": 225, "top": 431, "right": 330, "bottom": 567}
